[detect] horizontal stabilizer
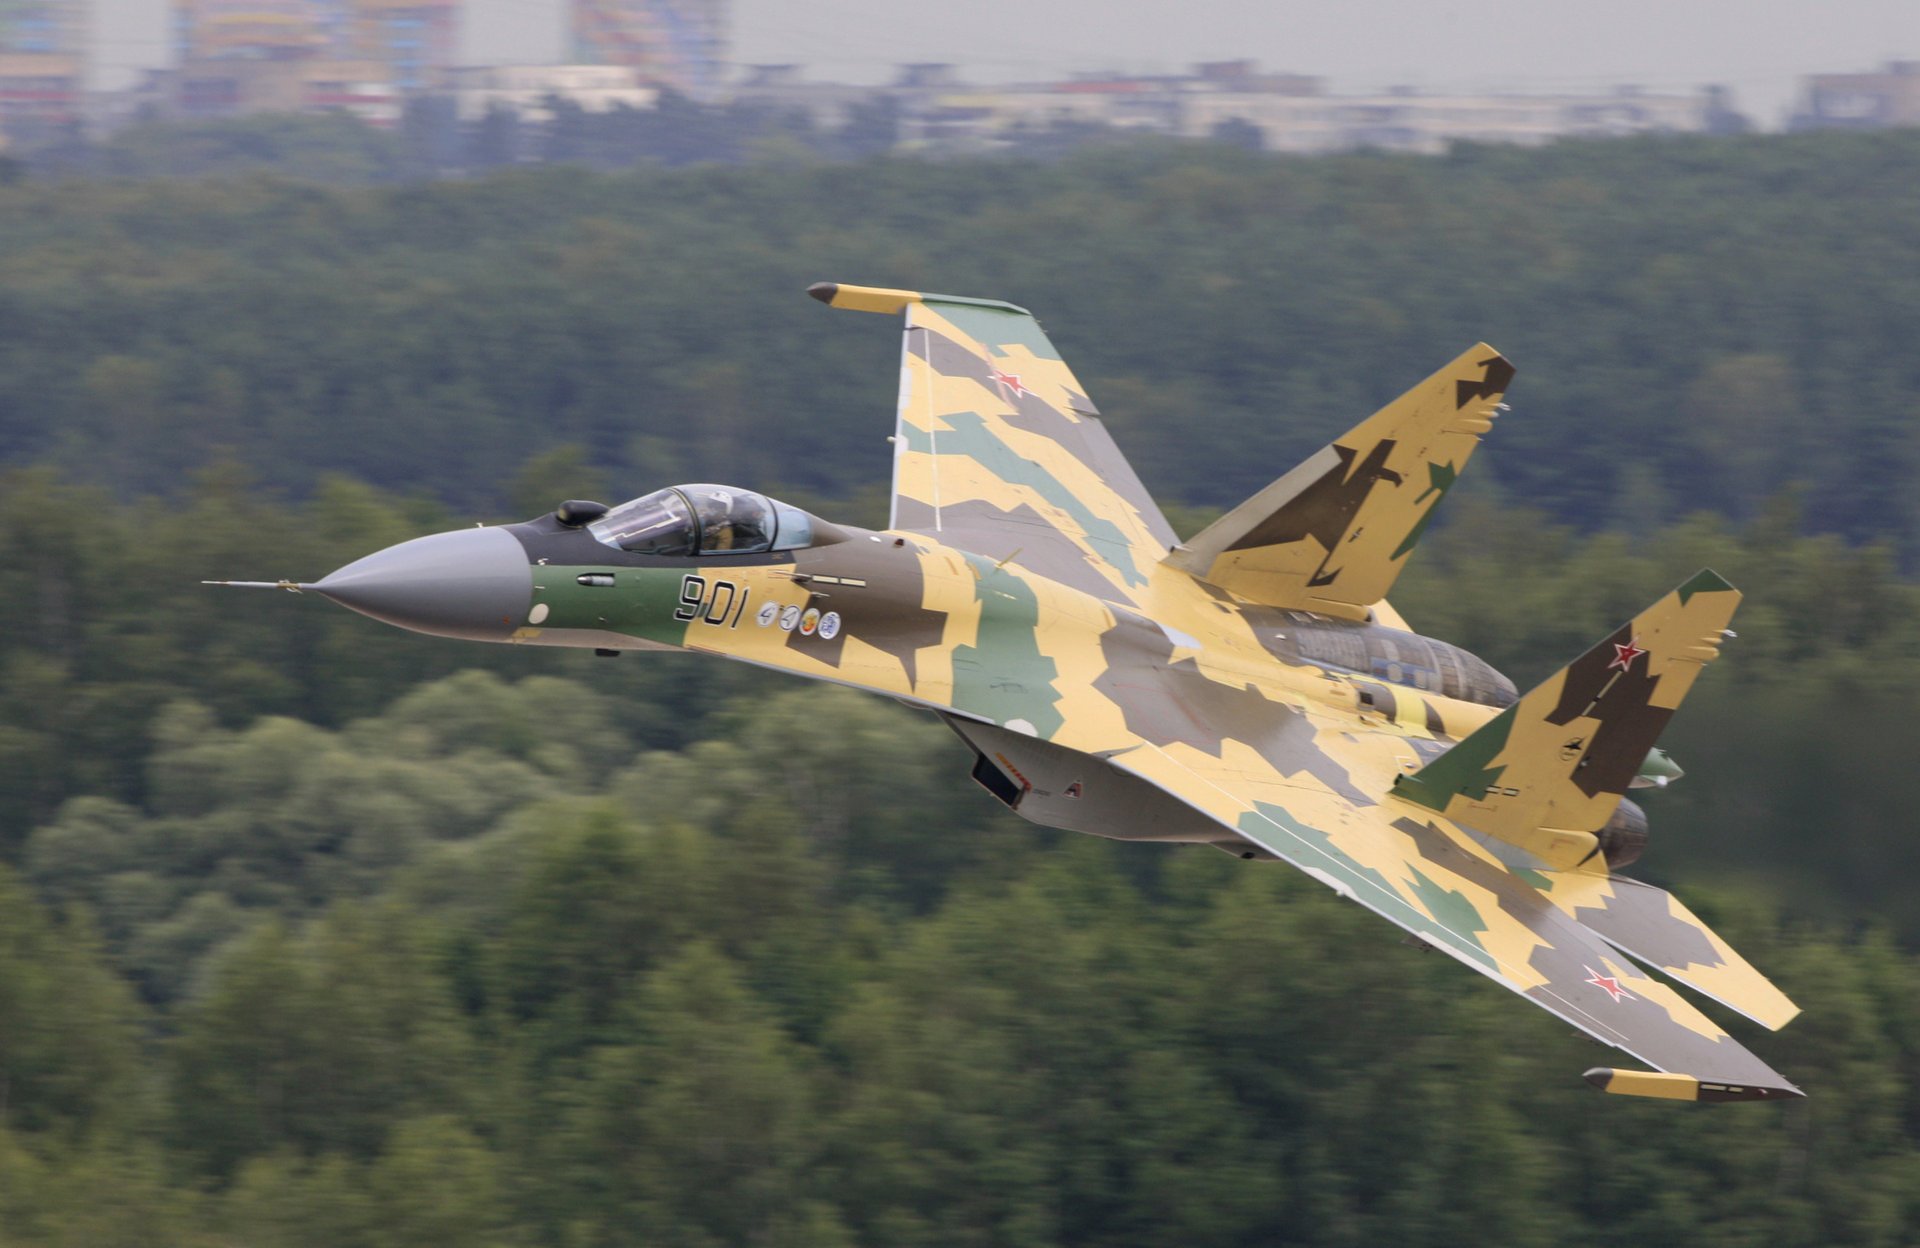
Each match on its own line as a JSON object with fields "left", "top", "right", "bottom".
{"left": 1584, "top": 1068, "right": 1801, "bottom": 1102}
{"left": 1392, "top": 570, "right": 1741, "bottom": 869}
{"left": 1112, "top": 741, "right": 1801, "bottom": 1103}
{"left": 1553, "top": 875, "right": 1800, "bottom": 1030}
{"left": 1167, "top": 345, "right": 1513, "bottom": 619}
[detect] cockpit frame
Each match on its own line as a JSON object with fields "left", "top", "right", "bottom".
{"left": 587, "top": 483, "right": 819, "bottom": 558}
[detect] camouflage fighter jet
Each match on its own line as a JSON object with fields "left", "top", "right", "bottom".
{"left": 214, "top": 282, "right": 1800, "bottom": 1102}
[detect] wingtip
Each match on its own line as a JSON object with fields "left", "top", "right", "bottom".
{"left": 806, "top": 281, "right": 838, "bottom": 305}
{"left": 1461, "top": 341, "right": 1515, "bottom": 376}
{"left": 1676, "top": 567, "right": 1737, "bottom": 601}
{"left": 1447, "top": 345, "right": 1516, "bottom": 407}
{"left": 1584, "top": 1067, "right": 1804, "bottom": 1102}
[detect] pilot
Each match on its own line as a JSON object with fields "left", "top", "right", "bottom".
{"left": 701, "top": 489, "right": 741, "bottom": 551}
{"left": 695, "top": 489, "right": 773, "bottom": 553}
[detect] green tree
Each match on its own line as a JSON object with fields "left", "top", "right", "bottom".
{"left": 0, "top": 866, "right": 144, "bottom": 1138}
{"left": 544, "top": 942, "right": 830, "bottom": 1247}
{"left": 168, "top": 907, "right": 473, "bottom": 1178}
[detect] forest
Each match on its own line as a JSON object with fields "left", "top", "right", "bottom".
{"left": 1, "top": 128, "right": 1918, "bottom": 556}
{"left": 2, "top": 130, "right": 1920, "bottom": 1244}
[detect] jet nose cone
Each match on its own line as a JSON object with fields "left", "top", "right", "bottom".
{"left": 313, "top": 526, "right": 532, "bottom": 641}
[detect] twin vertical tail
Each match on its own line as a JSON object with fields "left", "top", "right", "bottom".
{"left": 1166, "top": 345, "right": 1514, "bottom": 620}
{"left": 1392, "top": 570, "right": 1740, "bottom": 871}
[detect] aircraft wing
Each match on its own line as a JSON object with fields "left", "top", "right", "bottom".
{"left": 809, "top": 282, "right": 1177, "bottom": 605}
{"left": 1106, "top": 741, "right": 1802, "bottom": 1102}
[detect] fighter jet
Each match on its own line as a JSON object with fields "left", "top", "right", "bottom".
{"left": 215, "top": 282, "right": 1800, "bottom": 1102}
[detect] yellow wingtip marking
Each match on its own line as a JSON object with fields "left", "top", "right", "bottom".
{"left": 1586, "top": 1067, "right": 1803, "bottom": 1102}
{"left": 1585, "top": 1068, "right": 1702, "bottom": 1100}
{"left": 808, "top": 282, "right": 1032, "bottom": 316}
{"left": 808, "top": 282, "right": 922, "bottom": 314}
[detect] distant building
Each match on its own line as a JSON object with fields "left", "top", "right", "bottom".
{"left": 166, "top": 0, "right": 455, "bottom": 120}
{"left": 1187, "top": 83, "right": 1723, "bottom": 155}
{"left": 0, "top": 0, "right": 85, "bottom": 55}
{"left": 893, "top": 62, "right": 960, "bottom": 93}
{"left": 733, "top": 64, "right": 875, "bottom": 130}
{"left": 153, "top": 56, "right": 400, "bottom": 125}
{"left": 1791, "top": 61, "right": 1920, "bottom": 130}
{"left": 893, "top": 64, "right": 1187, "bottom": 150}
{"left": 174, "top": 0, "right": 341, "bottom": 63}
{"left": 572, "top": 0, "right": 726, "bottom": 102}
{"left": 352, "top": 0, "right": 457, "bottom": 92}
{"left": 881, "top": 63, "right": 1730, "bottom": 156}
{"left": 1189, "top": 59, "right": 1322, "bottom": 97}
{"left": 0, "top": 0, "right": 85, "bottom": 141}
{"left": 444, "top": 64, "right": 657, "bottom": 122}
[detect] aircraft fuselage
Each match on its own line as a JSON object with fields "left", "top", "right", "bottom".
{"left": 307, "top": 508, "right": 1524, "bottom": 792}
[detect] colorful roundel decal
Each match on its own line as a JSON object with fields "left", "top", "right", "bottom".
{"left": 756, "top": 602, "right": 778, "bottom": 627}
{"left": 818, "top": 611, "right": 841, "bottom": 640}
{"left": 799, "top": 607, "right": 821, "bottom": 636}
{"left": 778, "top": 605, "right": 801, "bottom": 632}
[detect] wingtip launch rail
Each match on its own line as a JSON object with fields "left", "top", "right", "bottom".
{"left": 1585, "top": 1067, "right": 1803, "bottom": 1103}
{"left": 808, "top": 281, "right": 1032, "bottom": 316}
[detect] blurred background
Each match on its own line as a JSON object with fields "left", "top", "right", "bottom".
{"left": 3, "top": 2, "right": 1920, "bottom": 1245}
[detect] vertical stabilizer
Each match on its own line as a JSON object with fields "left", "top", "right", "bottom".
{"left": 1392, "top": 570, "right": 1740, "bottom": 869}
{"left": 1166, "top": 346, "right": 1513, "bottom": 619}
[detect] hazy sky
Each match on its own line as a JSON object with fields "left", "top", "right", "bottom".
{"left": 96, "top": 0, "right": 1919, "bottom": 125}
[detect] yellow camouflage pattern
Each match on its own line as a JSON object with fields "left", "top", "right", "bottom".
{"left": 812, "top": 281, "right": 1178, "bottom": 606}
{"left": 328, "top": 282, "right": 1801, "bottom": 1104}
{"left": 1393, "top": 572, "right": 1741, "bottom": 868}
{"left": 1170, "top": 344, "right": 1513, "bottom": 620}
{"left": 788, "top": 284, "right": 1799, "bottom": 1101}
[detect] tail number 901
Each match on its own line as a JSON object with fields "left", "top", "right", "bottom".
{"left": 675, "top": 575, "right": 750, "bottom": 628}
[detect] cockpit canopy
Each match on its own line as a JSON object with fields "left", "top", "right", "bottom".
{"left": 588, "top": 484, "right": 818, "bottom": 556}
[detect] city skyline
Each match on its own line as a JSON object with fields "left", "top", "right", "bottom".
{"left": 88, "top": 0, "right": 1920, "bottom": 125}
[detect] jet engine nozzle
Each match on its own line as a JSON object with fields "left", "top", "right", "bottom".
{"left": 310, "top": 527, "right": 532, "bottom": 641}
{"left": 1596, "top": 798, "right": 1650, "bottom": 871}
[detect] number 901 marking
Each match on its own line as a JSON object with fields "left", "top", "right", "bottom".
{"left": 675, "top": 575, "right": 750, "bottom": 628}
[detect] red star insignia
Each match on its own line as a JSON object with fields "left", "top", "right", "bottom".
{"left": 1583, "top": 965, "right": 1632, "bottom": 1003}
{"left": 1608, "top": 638, "right": 1647, "bottom": 672}
{"left": 989, "top": 368, "right": 1027, "bottom": 398}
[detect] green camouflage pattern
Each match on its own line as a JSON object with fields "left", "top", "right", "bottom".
{"left": 318, "top": 282, "right": 1808, "bottom": 1102}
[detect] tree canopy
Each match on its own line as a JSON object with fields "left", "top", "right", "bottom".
{"left": 0, "top": 132, "right": 1917, "bottom": 558}
{"left": 4, "top": 131, "right": 1920, "bottom": 1245}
